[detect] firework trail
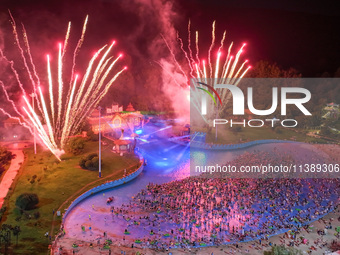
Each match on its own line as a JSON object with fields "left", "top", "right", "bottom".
{"left": 0, "top": 15, "right": 126, "bottom": 160}
{"left": 161, "top": 21, "right": 251, "bottom": 122}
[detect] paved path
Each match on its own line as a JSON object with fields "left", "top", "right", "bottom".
{"left": 0, "top": 142, "right": 28, "bottom": 208}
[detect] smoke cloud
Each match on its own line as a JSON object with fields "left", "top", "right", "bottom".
{"left": 122, "top": 0, "right": 190, "bottom": 121}
{"left": 0, "top": 0, "right": 190, "bottom": 123}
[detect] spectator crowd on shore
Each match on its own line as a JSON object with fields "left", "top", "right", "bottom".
{"left": 107, "top": 151, "right": 339, "bottom": 249}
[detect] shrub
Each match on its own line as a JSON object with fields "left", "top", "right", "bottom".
{"left": 79, "top": 159, "right": 86, "bottom": 168}
{"left": 79, "top": 153, "right": 101, "bottom": 171}
{"left": 15, "top": 193, "right": 39, "bottom": 211}
{"left": 87, "top": 153, "right": 98, "bottom": 160}
{"left": 275, "top": 127, "right": 283, "bottom": 134}
{"left": 66, "top": 137, "right": 86, "bottom": 155}
{"left": 0, "top": 206, "right": 6, "bottom": 214}
{"left": 0, "top": 165, "right": 5, "bottom": 176}
{"left": 230, "top": 126, "right": 242, "bottom": 133}
{"left": 87, "top": 129, "right": 99, "bottom": 141}
{"left": 91, "top": 156, "right": 99, "bottom": 166}
{"left": 84, "top": 160, "right": 93, "bottom": 169}
{"left": 33, "top": 211, "right": 40, "bottom": 219}
{"left": 320, "top": 126, "right": 331, "bottom": 136}
{"left": 0, "top": 146, "right": 16, "bottom": 165}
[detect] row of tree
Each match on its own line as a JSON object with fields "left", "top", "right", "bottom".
{"left": 0, "top": 146, "right": 15, "bottom": 176}
{"left": 218, "top": 61, "right": 339, "bottom": 130}
{"left": 99, "top": 60, "right": 339, "bottom": 116}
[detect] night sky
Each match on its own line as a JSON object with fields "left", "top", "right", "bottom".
{"left": 0, "top": 0, "right": 339, "bottom": 82}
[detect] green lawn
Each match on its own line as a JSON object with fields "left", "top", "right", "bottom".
{"left": 1, "top": 139, "right": 140, "bottom": 254}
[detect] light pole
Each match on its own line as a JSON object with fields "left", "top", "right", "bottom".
{"left": 29, "top": 93, "right": 37, "bottom": 154}
{"left": 215, "top": 101, "right": 219, "bottom": 141}
{"left": 98, "top": 106, "right": 102, "bottom": 178}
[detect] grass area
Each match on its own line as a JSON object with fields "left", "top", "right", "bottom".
{"left": 1, "top": 139, "right": 140, "bottom": 255}
{"left": 192, "top": 126, "right": 329, "bottom": 144}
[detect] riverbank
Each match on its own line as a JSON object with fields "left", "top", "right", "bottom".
{"left": 56, "top": 142, "right": 339, "bottom": 254}
{"left": 0, "top": 140, "right": 140, "bottom": 254}
{"left": 51, "top": 206, "right": 340, "bottom": 255}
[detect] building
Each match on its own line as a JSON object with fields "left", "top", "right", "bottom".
{"left": 106, "top": 103, "right": 123, "bottom": 114}
{"left": 88, "top": 103, "right": 144, "bottom": 139}
{"left": 113, "top": 139, "right": 132, "bottom": 153}
{"left": 326, "top": 102, "right": 339, "bottom": 108}
{"left": 181, "top": 124, "right": 190, "bottom": 136}
{"left": 125, "top": 102, "right": 135, "bottom": 112}
{"left": 323, "top": 102, "right": 339, "bottom": 119}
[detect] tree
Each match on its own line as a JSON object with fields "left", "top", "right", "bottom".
{"left": 86, "top": 129, "right": 98, "bottom": 141}
{"left": 248, "top": 61, "right": 301, "bottom": 78}
{"left": 0, "top": 165, "right": 5, "bottom": 176}
{"left": 230, "top": 126, "right": 242, "bottom": 133}
{"left": 79, "top": 153, "right": 101, "bottom": 171}
{"left": 0, "top": 146, "right": 15, "bottom": 166}
{"left": 12, "top": 226, "right": 21, "bottom": 245}
{"left": 0, "top": 224, "right": 11, "bottom": 254}
{"left": 306, "top": 114, "right": 322, "bottom": 128}
{"left": 66, "top": 137, "right": 86, "bottom": 155}
{"left": 320, "top": 126, "right": 331, "bottom": 136}
{"left": 15, "top": 193, "right": 39, "bottom": 211}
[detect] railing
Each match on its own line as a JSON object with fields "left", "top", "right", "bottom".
{"left": 51, "top": 152, "right": 144, "bottom": 254}
{"left": 62, "top": 152, "right": 144, "bottom": 221}
{"left": 169, "top": 132, "right": 297, "bottom": 150}
{"left": 190, "top": 139, "right": 297, "bottom": 150}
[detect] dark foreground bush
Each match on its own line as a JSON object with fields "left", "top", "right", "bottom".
{"left": 0, "top": 165, "right": 5, "bottom": 176}
{"left": 79, "top": 153, "right": 101, "bottom": 171}
{"left": 0, "top": 146, "right": 16, "bottom": 165}
{"left": 15, "top": 193, "right": 39, "bottom": 211}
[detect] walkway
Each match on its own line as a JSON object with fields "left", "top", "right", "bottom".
{"left": 0, "top": 142, "right": 27, "bottom": 208}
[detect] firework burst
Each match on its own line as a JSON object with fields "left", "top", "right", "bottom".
{"left": 0, "top": 15, "right": 126, "bottom": 160}
{"left": 161, "top": 21, "right": 251, "bottom": 122}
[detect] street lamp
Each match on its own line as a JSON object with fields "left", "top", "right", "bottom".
{"left": 98, "top": 106, "right": 102, "bottom": 178}
{"left": 29, "top": 93, "right": 37, "bottom": 154}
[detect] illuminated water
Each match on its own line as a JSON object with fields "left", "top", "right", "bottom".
{"left": 63, "top": 123, "right": 337, "bottom": 246}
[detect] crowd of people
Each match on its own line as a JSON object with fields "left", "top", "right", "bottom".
{"left": 106, "top": 150, "right": 339, "bottom": 250}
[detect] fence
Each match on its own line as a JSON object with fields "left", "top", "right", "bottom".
{"left": 62, "top": 152, "right": 144, "bottom": 221}
{"left": 169, "top": 132, "right": 297, "bottom": 150}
